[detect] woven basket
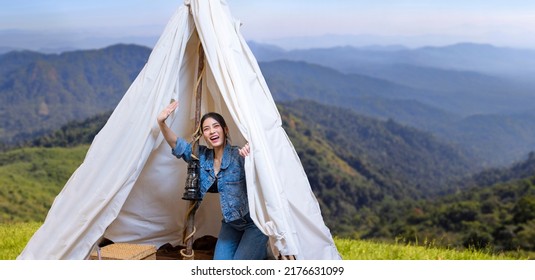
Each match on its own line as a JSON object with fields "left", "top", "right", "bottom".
{"left": 90, "top": 243, "right": 156, "bottom": 260}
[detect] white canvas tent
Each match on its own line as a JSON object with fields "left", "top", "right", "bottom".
{"left": 18, "top": 0, "right": 341, "bottom": 260}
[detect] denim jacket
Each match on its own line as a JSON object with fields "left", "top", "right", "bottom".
{"left": 172, "top": 138, "right": 249, "bottom": 222}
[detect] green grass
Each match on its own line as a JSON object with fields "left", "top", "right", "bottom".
{"left": 0, "top": 222, "right": 524, "bottom": 260}
{"left": 334, "top": 237, "right": 520, "bottom": 260}
{"left": 0, "top": 222, "right": 41, "bottom": 260}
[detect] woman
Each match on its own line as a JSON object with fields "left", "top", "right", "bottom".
{"left": 157, "top": 100, "right": 268, "bottom": 260}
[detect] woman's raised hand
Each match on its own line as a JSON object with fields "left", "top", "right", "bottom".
{"left": 157, "top": 100, "right": 179, "bottom": 124}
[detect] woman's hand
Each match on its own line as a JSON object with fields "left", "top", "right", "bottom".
{"left": 157, "top": 100, "right": 179, "bottom": 149}
{"left": 157, "top": 100, "right": 179, "bottom": 124}
{"left": 239, "top": 143, "right": 250, "bottom": 158}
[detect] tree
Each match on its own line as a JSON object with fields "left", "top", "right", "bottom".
{"left": 512, "top": 196, "right": 535, "bottom": 223}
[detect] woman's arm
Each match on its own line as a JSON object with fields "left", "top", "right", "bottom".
{"left": 157, "top": 101, "right": 179, "bottom": 149}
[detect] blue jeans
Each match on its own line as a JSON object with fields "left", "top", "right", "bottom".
{"left": 213, "top": 213, "right": 268, "bottom": 260}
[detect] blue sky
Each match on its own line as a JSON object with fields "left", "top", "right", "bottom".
{"left": 1, "top": 0, "right": 535, "bottom": 50}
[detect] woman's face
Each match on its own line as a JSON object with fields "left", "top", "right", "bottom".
{"left": 202, "top": 117, "right": 226, "bottom": 148}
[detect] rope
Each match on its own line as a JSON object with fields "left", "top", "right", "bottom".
{"left": 183, "top": 225, "right": 197, "bottom": 242}
{"left": 182, "top": 199, "right": 200, "bottom": 242}
{"left": 180, "top": 200, "right": 199, "bottom": 259}
{"left": 180, "top": 248, "right": 195, "bottom": 260}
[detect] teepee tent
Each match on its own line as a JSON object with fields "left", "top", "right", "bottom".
{"left": 18, "top": 0, "right": 341, "bottom": 260}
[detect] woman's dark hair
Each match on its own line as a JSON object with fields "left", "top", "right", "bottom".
{"left": 199, "top": 112, "right": 229, "bottom": 142}
{"left": 201, "top": 112, "right": 227, "bottom": 130}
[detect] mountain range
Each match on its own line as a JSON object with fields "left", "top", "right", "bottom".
{"left": 259, "top": 59, "right": 535, "bottom": 167}
{"left": 3, "top": 43, "right": 535, "bottom": 167}
{"left": 251, "top": 42, "right": 535, "bottom": 166}
{"left": 250, "top": 41, "right": 535, "bottom": 86}
{"left": 251, "top": 41, "right": 535, "bottom": 117}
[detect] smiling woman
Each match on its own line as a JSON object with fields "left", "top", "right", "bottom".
{"left": 157, "top": 101, "right": 268, "bottom": 260}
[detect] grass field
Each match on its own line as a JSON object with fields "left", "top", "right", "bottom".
{"left": 0, "top": 146, "right": 88, "bottom": 223}
{"left": 334, "top": 237, "right": 519, "bottom": 260}
{"left": 0, "top": 222, "right": 522, "bottom": 260}
{"left": 0, "top": 222, "right": 41, "bottom": 259}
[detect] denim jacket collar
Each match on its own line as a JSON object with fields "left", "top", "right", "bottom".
{"left": 201, "top": 141, "right": 232, "bottom": 172}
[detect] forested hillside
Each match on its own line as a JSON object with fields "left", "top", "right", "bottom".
{"left": 394, "top": 164, "right": 535, "bottom": 254}
{"left": 280, "top": 100, "right": 472, "bottom": 196}
{"left": 0, "top": 44, "right": 150, "bottom": 144}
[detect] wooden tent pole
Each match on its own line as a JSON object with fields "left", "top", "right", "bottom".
{"left": 180, "top": 42, "right": 205, "bottom": 260}
{"left": 194, "top": 47, "right": 205, "bottom": 137}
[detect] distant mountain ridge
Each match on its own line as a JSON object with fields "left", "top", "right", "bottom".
{"left": 250, "top": 42, "right": 535, "bottom": 82}
{"left": 0, "top": 46, "right": 19, "bottom": 55}
{"left": 260, "top": 59, "right": 460, "bottom": 126}
{"left": 2, "top": 43, "right": 535, "bottom": 167}
{"left": 249, "top": 42, "right": 535, "bottom": 116}
{"left": 259, "top": 59, "right": 535, "bottom": 167}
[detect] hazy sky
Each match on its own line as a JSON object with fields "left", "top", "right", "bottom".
{"left": 2, "top": 0, "right": 535, "bottom": 50}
